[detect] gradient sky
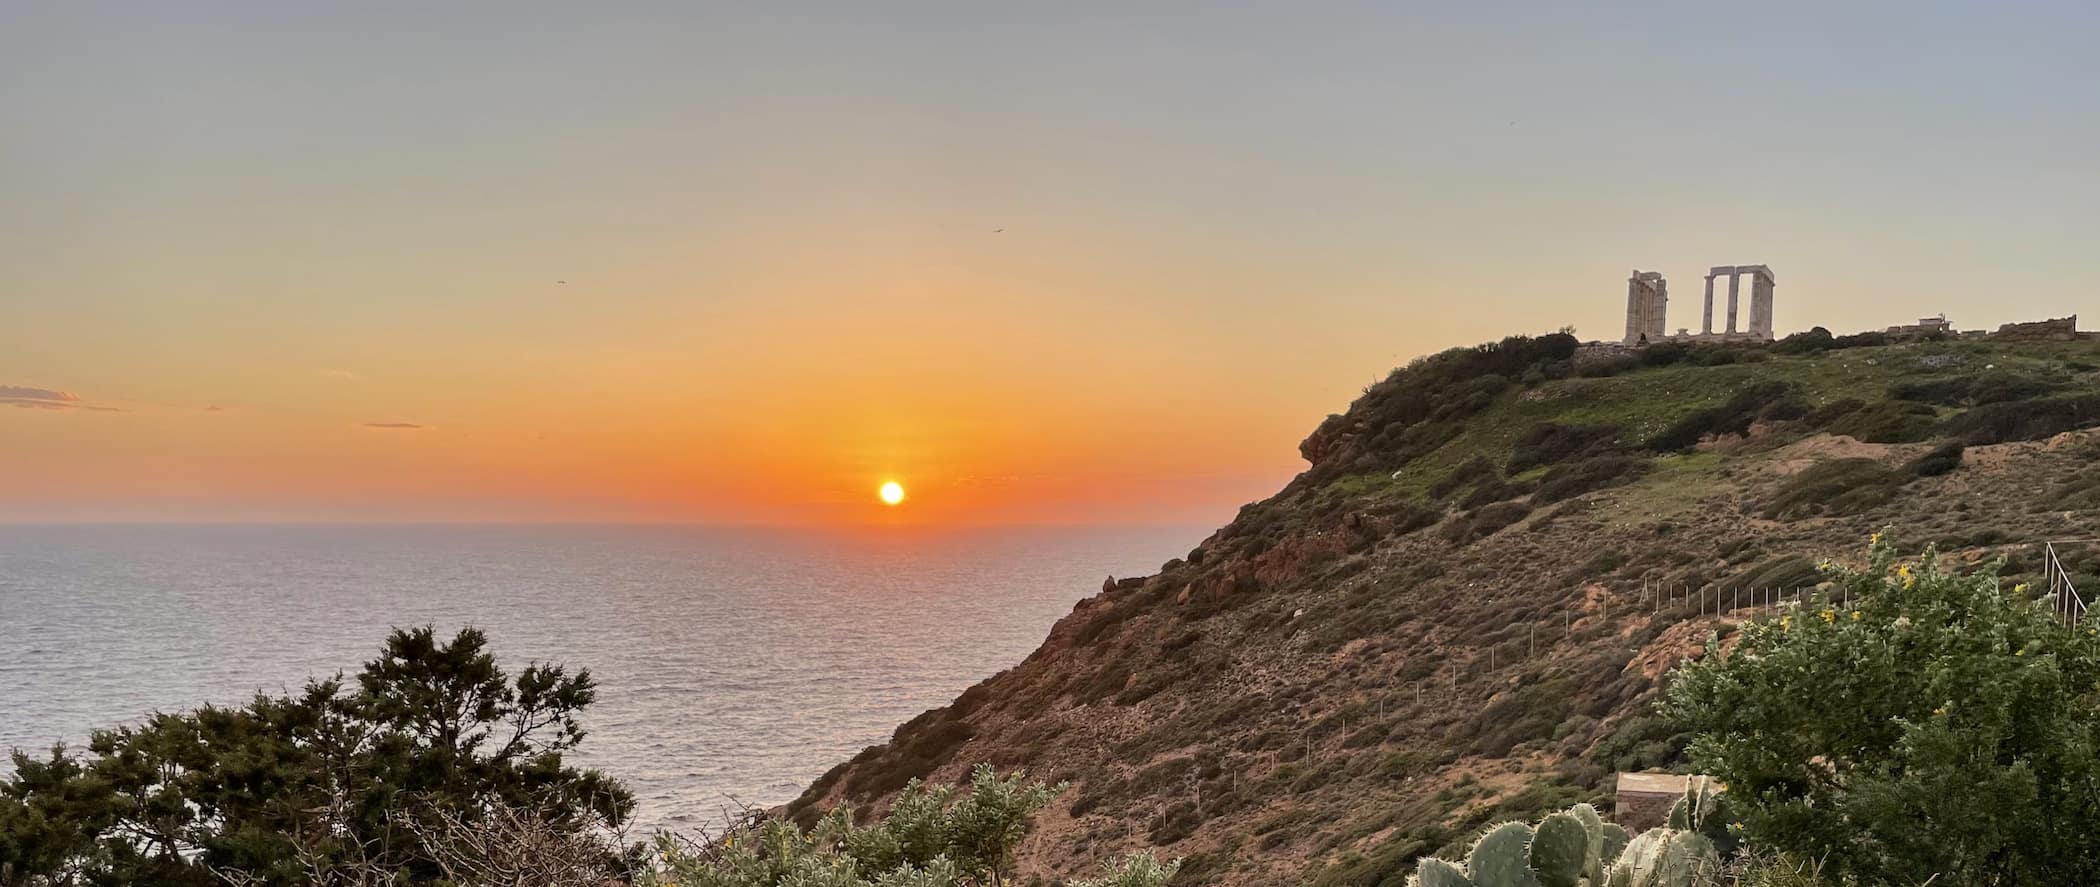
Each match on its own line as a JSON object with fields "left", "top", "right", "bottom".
{"left": 4, "top": 2, "right": 2096, "bottom": 524}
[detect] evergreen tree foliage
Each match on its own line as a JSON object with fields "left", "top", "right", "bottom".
{"left": 0, "top": 627, "right": 632, "bottom": 886}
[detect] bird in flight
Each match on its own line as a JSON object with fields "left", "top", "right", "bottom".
{"left": 556, "top": 280, "right": 568, "bottom": 284}
{"left": 992, "top": 228, "right": 1004, "bottom": 233}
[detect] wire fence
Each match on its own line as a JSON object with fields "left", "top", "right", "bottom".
{"left": 2047, "top": 540, "right": 2096, "bottom": 628}
{"left": 1420, "top": 539, "right": 2100, "bottom": 696}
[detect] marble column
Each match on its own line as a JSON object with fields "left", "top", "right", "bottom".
{"left": 1701, "top": 276, "right": 1715, "bottom": 335}
{"left": 1726, "top": 272, "right": 1741, "bottom": 335}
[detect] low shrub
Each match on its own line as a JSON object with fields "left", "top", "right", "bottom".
{"left": 1762, "top": 458, "right": 1906, "bottom": 519}
{"left": 1430, "top": 455, "right": 1498, "bottom": 499}
{"left": 1647, "top": 381, "right": 1799, "bottom": 451}
{"left": 1439, "top": 501, "right": 1534, "bottom": 545}
{"left": 1534, "top": 455, "right": 1651, "bottom": 503}
{"left": 1827, "top": 400, "right": 1939, "bottom": 443}
{"left": 1904, "top": 440, "right": 1965, "bottom": 477}
{"left": 1944, "top": 393, "right": 2100, "bottom": 444}
{"left": 1773, "top": 326, "right": 1835, "bottom": 354}
{"left": 1458, "top": 477, "right": 1536, "bottom": 509}
{"left": 2046, "top": 465, "right": 2100, "bottom": 511}
{"left": 1733, "top": 555, "right": 1822, "bottom": 591}
{"left": 1892, "top": 373, "right": 2066, "bottom": 407}
{"left": 1507, "top": 423, "right": 1623, "bottom": 473}
{"left": 1576, "top": 354, "right": 1643, "bottom": 378}
{"left": 1801, "top": 398, "right": 1865, "bottom": 427}
{"left": 656, "top": 766, "right": 1178, "bottom": 887}
{"left": 1887, "top": 376, "right": 1973, "bottom": 405}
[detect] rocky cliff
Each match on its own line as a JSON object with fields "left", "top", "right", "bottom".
{"left": 788, "top": 331, "right": 2100, "bottom": 886}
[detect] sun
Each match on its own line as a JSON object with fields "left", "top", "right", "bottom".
{"left": 879, "top": 480, "right": 906, "bottom": 506}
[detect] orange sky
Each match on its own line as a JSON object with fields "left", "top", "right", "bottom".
{"left": 5, "top": 4, "right": 2097, "bottom": 524}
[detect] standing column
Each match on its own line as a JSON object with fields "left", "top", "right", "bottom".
{"left": 1759, "top": 275, "right": 1776, "bottom": 337}
{"left": 1726, "top": 272, "right": 1741, "bottom": 335}
{"left": 1701, "top": 276, "right": 1715, "bottom": 335}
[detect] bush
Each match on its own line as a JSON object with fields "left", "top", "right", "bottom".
{"left": 1772, "top": 327, "right": 1835, "bottom": 355}
{"left": 1891, "top": 373, "right": 2066, "bottom": 408}
{"left": 1309, "top": 333, "right": 1581, "bottom": 477}
{"left": 1577, "top": 354, "right": 1643, "bottom": 378}
{"left": 1888, "top": 376, "right": 1974, "bottom": 406}
{"left": 1666, "top": 536, "right": 2100, "bottom": 886}
{"left": 1904, "top": 440, "right": 1965, "bottom": 477}
{"left": 1944, "top": 393, "right": 2100, "bottom": 444}
{"left": 1826, "top": 400, "right": 1939, "bottom": 443}
{"left": 1762, "top": 458, "right": 1907, "bottom": 519}
{"left": 1430, "top": 456, "right": 1499, "bottom": 500}
{"left": 1800, "top": 398, "right": 1865, "bottom": 428}
{"left": 1830, "top": 331, "right": 1887, "bottom": 349}
{"left": 0, "top": 628, "right": 634, "bottom": 886}
{"left": 1534, "top": 455, "right": 1651, "bottom": 504}
{"left": 1641, "top": 341, "right": 1690, "bottom": 366}
{"left": 1506, "top": 423, "right": 1623, "bottom": 474}
{"left": 1732, "top": 555, "right": 1822, "bottom": 591}
{"left": 1439, "top": 501, "right": 1533, "bottom": 545}
{"left": 2046, "top": 465, "right": 2100, "bottom": 511}
{"left": 1646, "top": 381, "right": 1800, "bottom": 451}
{"left": 652, "top": 766, "right": 1175, "bottom": 887}
{"left": 1457, "top": 477, "right": 1535, "bottom": 509}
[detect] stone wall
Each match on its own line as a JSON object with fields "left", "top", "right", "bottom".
{"left": 1989, "top": 316, "right": 2080, "bottom": 341}
{"left": 1573, "top": 341, "right": 1637, "bottom": 370}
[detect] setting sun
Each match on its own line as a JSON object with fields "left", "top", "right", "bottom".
{"left": 878, "top": 481, "right": 906, "bottom": 506}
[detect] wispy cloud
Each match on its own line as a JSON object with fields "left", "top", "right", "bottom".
{"left": 2, "top": 386, "right": 83, "bottom": 410}
{"left": 323, "top": 369, "right": 360, "bottom": 381}
{"left": 362, "top": 422, "right": 428, "bottom": 430}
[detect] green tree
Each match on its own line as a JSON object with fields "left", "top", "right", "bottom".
{"left": 0, "top": 627, "right": 632, "bottom": 886}
{"left": 1664, "top": 535, "right": 2100, "bottom": 886}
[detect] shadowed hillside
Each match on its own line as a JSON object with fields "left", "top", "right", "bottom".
{"left": 786, "top": 330, "right": 2100, "bottom": 886}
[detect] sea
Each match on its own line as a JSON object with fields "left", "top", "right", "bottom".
{"left": 0, "top": 523, "right": 1201, "bottom": 832}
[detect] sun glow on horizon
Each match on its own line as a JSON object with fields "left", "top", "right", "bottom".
{"left": 879, "top": 480, "right": 906, "bottom": 506}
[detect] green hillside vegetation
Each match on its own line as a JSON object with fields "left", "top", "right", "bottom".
{"left": 789, "top": 329, "right": 2100, "bottom": 885}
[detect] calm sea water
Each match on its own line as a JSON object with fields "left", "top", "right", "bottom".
{"left": 0, "top": 524, "right": 1199, "bottom": 830}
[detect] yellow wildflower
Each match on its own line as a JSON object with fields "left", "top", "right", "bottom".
{"left": 2014, "top": 583, "right": 2030, "bottom": 594}
{"left": 1820, "top": 608, "right": 1837, "bottom": 624}
{"left": 1851, "top": 611, "right": 1862, "bottom": 621}
{"left": 2017, "top": 649, "right": 2027, "bottom": 657}
{"left": 1871, "top": 530, "right": 1884, "bottom": 544}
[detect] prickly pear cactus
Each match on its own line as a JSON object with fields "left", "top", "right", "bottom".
{"left": 1665, "top": 776, "right": 1721, "bottom": 831}
{"left": 1466, "top": 821, "right": 1542, "bottom": 887}
{"left": 1600, "top": 827, "right": 1721, "bottom": 887}
{"left": 1527, "top": 812, "right": 1588, "bottom": 887}
{"left": 1599, "top": 822, "right": 1630, "bottom": 874}
{"left": 1412, "top": 857, "right": 1475, "bottom": 887}
{"left": 1402, "top": 802, "right": 1709, "bottom": 887}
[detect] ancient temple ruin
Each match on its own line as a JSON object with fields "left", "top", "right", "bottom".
{"left": 1621, "top": 264, "right": 1776, "bottom": 345}
{"left": 1623, "top": 271, "right": 1667, "bottom": 345}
